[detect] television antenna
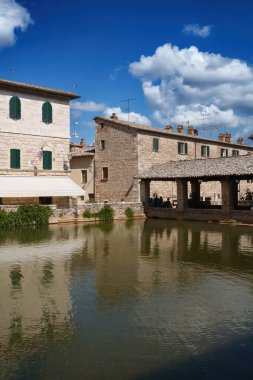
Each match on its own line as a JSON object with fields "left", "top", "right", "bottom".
{"left": 120, "top": 98, "right": 135, "bottom": 123}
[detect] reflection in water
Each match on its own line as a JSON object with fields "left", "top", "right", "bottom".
{"left": 1, "top": 220, "right": 253, "bottom": 379}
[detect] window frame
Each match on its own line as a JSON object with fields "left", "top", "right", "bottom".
{"left": 10, "top": 149, "right": 21, "bottom": 169}
{"left": 201, "top": 145, "right": 210, "bottom": 157}
{"left": 232, "top": 149, "right": 239, "bottom": 157}
{"left": 81, "top": 169, "right": 88, "bottom": 184}
{"left": 178, "top": 142, "right": 188, "bottom": 155}
{"left": 153, "top": 138, "right": 159, "bottom": 152}
{"left": 102, "top": 167, "right": 108, "bottom": 181}
{"left": 9, "top": 96, "right": 21, "bottom": 120}
{"left": 43, "top": 150, "right": 52, "bottom": 170}
{"left": 221, "top": 148, "right": 228, "bottom": 157}
{"left": 100, "top": 140, "right": 105, "bottom": 150}
{"left": 42, "top": 102, "right": 53, "bottom": 124}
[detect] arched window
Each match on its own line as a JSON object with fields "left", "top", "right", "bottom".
{"left": 42, "top": 102, "right": 52, "bottom": 124}
{"left": 9, "top": 96, "right": 21, "bottom": 120}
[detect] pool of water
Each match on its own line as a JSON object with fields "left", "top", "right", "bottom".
{"left": 1, "top": 219, "right": 253, "bottom": 379}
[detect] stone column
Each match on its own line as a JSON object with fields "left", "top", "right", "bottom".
{"left": 190, "top": 180, "right": 200, "bottom": 207}
{"left": 177, "top": 179, "right": 188, "bottom": 210}
{"left": 140, "top": 179, "right": 150, "bottom": 206}
{"left": 221, "top": 177, "right": 236, "bottom": 214}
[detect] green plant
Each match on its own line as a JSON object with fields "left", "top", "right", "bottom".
{"left": 0, "top": 204, "right": 52, "bottom": 228}
{"left": 96, "top": 204, "right": 114, "bottom": 221}
{"left": 124, "top": 207, "right": 134, "bottom": 219}
{"left": 83, "top": 209, "right": 93, "bottom": 218}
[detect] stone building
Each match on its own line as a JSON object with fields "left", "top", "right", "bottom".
{"left": 69, "top": 139, "right": 95, "bottom": 202}
{"left": 0, "top": 78, "right": 84, "bottom": 207}
{"left": 94, "top": 113, "right": 253, "bottom": 203}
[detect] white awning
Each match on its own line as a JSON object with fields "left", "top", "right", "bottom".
{"left": 0, "top": 176, "right": 85, "bottom": 197}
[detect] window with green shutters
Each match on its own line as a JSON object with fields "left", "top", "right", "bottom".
{"left": 10, "top": 149, "right": 20, "bottom": 169}
{"left": 153, "top": 138, "right": 159, "bottom": 152}
{"left": 9, "top": 96, "right": 21, "bottom": 120}
{"left": 43, "top": 151, "right": 52, "bottom": 170}
{"left": 201, "top": 145, "right": 210, "bottom": 157}
{"left": 178, "top": 142, "right": 188, "bottom": 155}
{"left": 42, "top": 102, "right": 53, "bottom": 124}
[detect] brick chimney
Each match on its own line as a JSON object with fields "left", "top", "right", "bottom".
{"left": 237, "top": 137, "right": 244, "bottom": 145}
{"left": 164, "top": 125, "right": 173, "bottom": 131}
{"left": 224, "top": 133, "right": 231, "bottom": 143}
{"left": 177, "top": 125, "right": 184, "bottom": 133}
{"left": 110, "top": 113, "right": 118, "bottom": 120}
{"left": 218, "top": 133, "right": 225, "bottom": 142}
{"left": 80, "top": 138, "right": 86, "bottom": 148}
{"left": 187, "top": 125, "right": 194, "bottom": 136}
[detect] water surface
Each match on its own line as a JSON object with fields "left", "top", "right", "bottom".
{"left": 1, "top": 219, "right": 253, "bottom": 379}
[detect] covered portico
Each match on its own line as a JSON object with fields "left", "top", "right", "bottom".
{"left": 138, "top": 155, "right": 253, "bottom": 223}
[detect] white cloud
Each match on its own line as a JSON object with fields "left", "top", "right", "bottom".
{"left": 0, "top": 0, "right": 33, "bottom": 48}
{"left": 71, "top": 101, "right": 106, "bottom": 116}
{"left": 109, "top": 66, "right": 124, "bottom": 81}
{"left": 129, "top": 43, "right": 253, "bottom": 136}
{"left": 103, "top": 107, "right": 150, "bottom": 125}
{"left": 183, "top": 24, "right": 211, "bottom": 38}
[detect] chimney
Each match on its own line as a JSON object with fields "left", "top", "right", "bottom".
{"left": 110, "top": 112, "right": 118, "bottom": 120}
{"left": 164, "top": 125, "right": 173, "bottom": 131}
{"left": 80, "top": 138, "right": 85, "bottom": 148}
{"left": 224, "top": 133, "right": 231, "bottom": 143}
{"left": 237, "top": 137, "right": 244, "bottom": 145}
{"left": 218, "top": 133, "right": 225, "bottom": 142}
{"left": 177, "top": 124, "right": 184, "bottom": 133}
{"left": 187, "top": 125, "right": 194, "bottom": 136}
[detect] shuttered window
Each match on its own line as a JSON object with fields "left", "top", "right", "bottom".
{"left": 201, "top": 145, "right": 210, "bottom": 157}
{"left": 9, "top": 97, "right": 21, "bottom": 120}
{"left": 42, "top": 102, "right": 53, "bottom": 124}
{"left": 178, "top": 142, "right": 188, "bottom": 155}
{"left": 43, "top": 151, "right": 52, "bottom": 170}
{"left": 221, "top": 148, "right": 228, "bottom": 157}
{"left": 153, "top": 138, "right": 159, "bottom": 152}
{"left": 10, "top": 149, "right": 20, "bottom": 169}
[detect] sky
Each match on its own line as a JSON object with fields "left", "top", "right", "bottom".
{"left": 1, "top": 0, "right": 253, "bottom": 145}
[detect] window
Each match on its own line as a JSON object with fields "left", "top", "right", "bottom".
{"left": 100, "top": 140, "right": 105, "bottom": 150}
{"left": 43, "top": 151, "right": 52, "bottom": 170}
{"left": 221, "top": 148, "right": 228, "bottom": 157}
{"left": 153, "top": 138, "right": 159, "bottom": 152}
{"left": 201, "top": 145, "right": 210, "bottom": 157}
{"left": 178, "top": 142, "right": 188, "bottom": 155}
{"left": 39, "top": 197, "right": 52, "bottom": 205}
{"left": 42, "top": 102, "right": 52, "bottom": 124}
{"left": 232, "top": 149, "right": 239, "bottom": 157}
{"left": 10, "top": 149, "right": 20, "bottom": 169}
{"left": 102, "top": 167, "right": 108, "bottom": 180}
{"left": 9, "top": 96, "right": 21, "bottom": 120}
{"left": 81, "top": 170, "right": 87, "bottom": 184}
{"left": 247, "top": 179, "right": 253, "bottom": 183}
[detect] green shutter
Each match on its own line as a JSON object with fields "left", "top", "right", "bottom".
{"left": 9, "top": 97, "right": 21, "bottom": 120}
{"left": 201, "top": 145, "right": 204, "bottom": 156}
{"left": 42, "top": 102, "right": 52, "bottom": 124}
{"left": 185, "top": 143, "right": 188, "bottom": 155}
{"left": 153, "top": 138, "right": 159, "bottom": 152}
{"left": 10, "top": 149, "right": 20, "bottom": 169}
{"left": 207, "top": 146, "right": 210, "bottom": 157}
{"left": 43, "top": 151, "right": 52, "bottom": 170}
{"left": 178, "top": 142, "right": 181, "bottom": 154}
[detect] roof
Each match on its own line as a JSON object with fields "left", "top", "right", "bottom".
{"left": 0, "top": 78, "right": 80, "bottom": 100}
{"left": 137, "top": 154, "right": 253, "bottom": 180}
{"left": 69, "top": 145, "right": 95, "bottom": 158}
{"left": 0, "top": 176, "right": 84, "bottom": 197}
{"left": 94, "top": 116, "right": 253, "bottom": 149}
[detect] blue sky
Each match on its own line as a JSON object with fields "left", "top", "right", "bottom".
{"left": 1, "top": 0, "right": 253, "bottom": 144}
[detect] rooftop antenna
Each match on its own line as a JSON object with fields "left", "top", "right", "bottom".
{"left": 120, "top": 98, "right": 134, "bottom": 124}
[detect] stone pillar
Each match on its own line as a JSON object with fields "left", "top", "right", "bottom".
{"left": 140, "top": 180, "right": 150, "bottom": 206}
{"left": 221, "top": 177, "right": 237, "bottom": 214}
{"left": 177, "top": 179, "right": 188, "bottom": 210}
{"left": 190, "top": 180, "right": 200, "bottom": 207}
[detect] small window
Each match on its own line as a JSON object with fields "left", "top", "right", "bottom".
{"left": 39, "top": 197, "right": 52, "bottom": 205}
{"left": 221, "top": 148, "right": 228, "bottom": 157}
{"left": 9, "top": 96, "right": 21, "bottom": 120}
{"left": 153, "top": 138, "right": 159, "bottom": 152}
{"left": 247, "top": 179, "right": 253, "bottom": 183}
{"left": 232, "top": 149, "right": 239, "bottom": 157}
{"left": 178, "top": 142, "right": 188, "bottom": 155}
{"left": 42, "top": 102, "right": 52, "bottom": 124}
{"left": 201, "top": 145, "right": 210, "bottom": 157}
{"left": 43, "top": 151, "right": 52, "bottom": 170}
{"left": 10, "top": 149, "right": 20, "bottom": 169}
{"left": 102, "top": 167, "right": 108, "bottom": 180}
{"left": 100, "top": 140, "right": 105, "bottom": 150}
{"left": 81, "top": 170, "right": 87, "bottom": 184}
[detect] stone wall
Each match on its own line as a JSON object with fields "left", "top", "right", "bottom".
{"left": 95, "top": 122, "right": 139, "bottom": 202}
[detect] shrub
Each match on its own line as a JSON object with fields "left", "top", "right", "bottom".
{"left": 124, "top": 207, "right": 134, "bottom": 219}
{"left": 0, "top": 204, "right": 52, "bottom": 228}
{"left": 83, "top": 209, "right": 93, "bottom": 218}
{"left": 96, "top": 204, "right": 114, "bottom": 221}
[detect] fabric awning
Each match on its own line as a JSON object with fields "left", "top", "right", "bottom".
{"left": 0, "top": 176, "right": 85, "bottom": 197}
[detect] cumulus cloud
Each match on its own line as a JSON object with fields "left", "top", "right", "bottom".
{"left": 0, "top": 0, "right": 33, "bottom": 48}
{"left": 129, "top": 43, "right": 253, "bottom": 136}
{"left": 103, "top": 107, "right": 150, "bottom": 125}
{"left": 71, "top": 101, "right": 106, "bottom": 116}
{"left": 183, "top": 24, "right": 211, "bottom": 38}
